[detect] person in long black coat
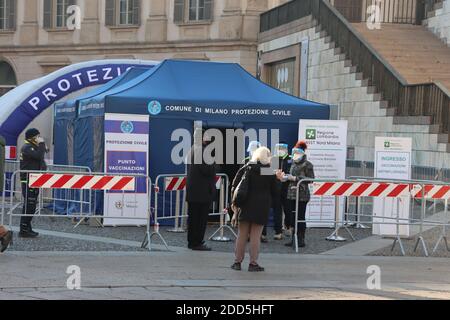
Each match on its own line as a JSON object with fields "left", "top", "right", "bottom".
{"left": 230, "top": 147, "right": 283, "bottom": 272}
{"left": 186, "top": 129, "right": 217, "bottom": 251}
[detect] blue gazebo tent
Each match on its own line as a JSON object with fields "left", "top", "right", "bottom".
{"left": 99, "top": 59, "right": 330, "bottom": 179}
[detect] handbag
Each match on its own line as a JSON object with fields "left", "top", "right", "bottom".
{"left": 232, "top": 166, "right": 251, "bottom": 207}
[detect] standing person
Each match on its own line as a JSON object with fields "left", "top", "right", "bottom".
{"left": 19, "top": 128, "right": 48, "bottom": 238}
{"left": 227, "top": 140, "right": 261, "bottom": 229}
{"left": 285, "top": 141, "right": 315, "bottom": 248}
{"left": 0, "top": 135, "right": 13, "bottom": 252}
{"left": 262, "top": 143, "right": 291, "bottom": 240}
{"left": 230, "top": 147, "right": 283, "bottom": 272}
{"left": 186, "top": 128, "right": 217, "bottom": 251}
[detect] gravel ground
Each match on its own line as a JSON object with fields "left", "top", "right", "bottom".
{"left": 5, "top": 208, "right": 373, "bottom": 253}
{"left": 369, "top": 225, "right": 450, "bottom": 258}
{"left": 8, "top": 234, "right": 147, "bottom": 252}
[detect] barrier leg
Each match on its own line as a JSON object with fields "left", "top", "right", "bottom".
{"left": 355, "top": 196, "right": 369, "bottom": 229}
{"left": 433, "top": 199, "right": 450, "bottom": 253}
{"left": 167, "top": 190, "right": 185, "bottom": 233}
{"left": 391, "top": 197, "right": 406, "bottom": 256}
{"left": 210, "top": 179, "right": 235, "bottom": 241}
{"left": 326, "top": 196, "right": 347, "bottom": 242}
{"left": 142, "top": 182, "right": 170, "bottom": 251}
{"left": 294, "top": 195, "right": 299, "bottom": 253}
{"left": 413, "top": 187, "right": 429, "bottom": 257}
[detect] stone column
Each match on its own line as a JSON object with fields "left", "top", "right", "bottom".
{"left": 242, "top": 0, "right": 268, "bottom": 41}
{"left": 145, "top": 0, "right": 167, "bottom": 42}
{"left": 219, "top": 0, "right": 244, "bottom": 39}
{"left": 19, "top": 0, "right": 39, "bottom": 45}
{"left": 80, "top": 0, "right": 100, "bottom": 44}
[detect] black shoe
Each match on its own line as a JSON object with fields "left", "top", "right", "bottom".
{"left": 248, "top": 263, "right": 264, "bottom": 272}
{"left": 260, "top": 235, "right": 268, "bottom": 243}
{"left": 19, "top": 230, "right": 39, "bottom": 238}
{"left": 0, "top": 231, "right": 13, "bottom": 253}
{"left": 231, "top": 262, "right": 241, "bottom": 271}
{"left": 191, "top": 244, "right": 211, "bottom": 251}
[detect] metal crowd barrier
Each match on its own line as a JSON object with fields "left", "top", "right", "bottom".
{"left": 293, "top": 177, "right": 450, "bottom": 256}
{"left": 2, "top": 169, "right": 153, "bottom": 252}
{"left": 142, "top": 173, "right": 236, "bottom": 251}
{"left": 1, "top": 162, "right": 92, "bottom": 225}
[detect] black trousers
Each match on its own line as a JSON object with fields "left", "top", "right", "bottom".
{"left": 262, "top": 195, "right": 286, "bottom": 236}
{"left": 287, "top": 200, "right": 308, "bottom": 235}
{"left": 21, "top": 182, "right": 39, "bottom": 229}
{"left": 187, "top": 202, "right": 210, "bottom": 248}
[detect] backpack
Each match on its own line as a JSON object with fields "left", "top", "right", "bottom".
{"left": 232, "top": 166, "right": 251, "bottom": 207}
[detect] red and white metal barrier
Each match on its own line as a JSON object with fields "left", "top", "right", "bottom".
{"left": 3, "top": 170, "right": 154, "bottom": 252}
{"left": 294, "top": 178, "right": 450, "bottom": 257}
{"left": 411, "top": 185, "right": 450, "bottom": 199}
{"left": 313, "top": 181, "right": 450, "bottom": 199}
{"left": 163, "top": 176, "right": 221, "bottom": 191}
{"left": 28, "top": 173, "right": 135, "bottom": 191}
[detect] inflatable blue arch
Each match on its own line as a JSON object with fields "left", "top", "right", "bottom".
{"left": 0, "top": 59, "right": 158, "bottom": 152}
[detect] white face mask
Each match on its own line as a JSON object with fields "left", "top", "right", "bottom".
{"left": 276, "top": 149, "right": 288, "bottom": 157}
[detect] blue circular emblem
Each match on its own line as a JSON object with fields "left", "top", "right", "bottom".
{"left": 120, "top": 121, "right": 134, "bottom": 134}
{"left": 148, "top": 100, "right": 162, "bottom": 115}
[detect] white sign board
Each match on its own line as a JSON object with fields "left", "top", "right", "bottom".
{"left": 299, "top": 120, "right": 348, "bottom": 227}
{"left": 103, "top": 113, "right": 149, "bottom": 226}
{"left": 373, "top": 137, "right": 412, "bottom": 237}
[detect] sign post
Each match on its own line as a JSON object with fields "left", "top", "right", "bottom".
{"left": 373, "top": 137, "right": 412, "bottom": 237}
{"left": 104, "top": 113, "right": 149, "bottom": 226}
{"left": 298, "top": 120, "right": 348, "bottom": 228}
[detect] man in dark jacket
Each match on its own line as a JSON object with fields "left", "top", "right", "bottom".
{"left": 19, "top": 128, "right": 48, "bottom": 238}
{"left": 186, "top": 128, "right": 217, "bottom": 251}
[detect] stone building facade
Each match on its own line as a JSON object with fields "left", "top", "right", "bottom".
{"left": 0, "top": 0, "right": 292, "bottom": 151}
{"left": 0, "top": 0, "right": 278, "bottom": 88}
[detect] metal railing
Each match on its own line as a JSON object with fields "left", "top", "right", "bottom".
{"left": 293, "top": 177, "right": 450, "bottom": 256}
{"left": 2, "top": 170, "right": 152, "bottom": 252}
{"left": 142, "top": 173, "right": 236, "bottom": 251}
{"left": 260, "top": 0, "right": 450, "bottom": 139}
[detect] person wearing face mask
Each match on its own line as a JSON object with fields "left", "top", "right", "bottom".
{"left": 261, "top": 143, "right": 291, "bottom": 241}
{"left": 283, "top": 141, "right": 315, "bottom": 248}
{"left": 19, "top": 128, "right": 48, "bottom": 238}
{"left": 230, "top": 147, "right": 283, "bottom": 272}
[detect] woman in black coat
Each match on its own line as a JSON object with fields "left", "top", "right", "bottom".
{"left": 230, "top": 147, "right": 283, "bottom": 272}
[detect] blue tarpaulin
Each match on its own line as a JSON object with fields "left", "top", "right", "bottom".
{"left": 52, "top": 67, "right": 153, "bottom": 215}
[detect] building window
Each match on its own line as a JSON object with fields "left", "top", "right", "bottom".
{"left": 174, "top": 0, "right": 213, "bottom": 24}
{"left": 44, "top": 0, "right": 75, "bottom": 29}
{"left": 269, "top": 59, "right": 295, "bottom": 95}
{"left": 0, "top": 0, "right": 16, "bottom": 31}
{"left": 105, "top": 0, "right": 140, "bottom": 27}
{"left": 0, "top": 61, "right": 17, "bottom": 97}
